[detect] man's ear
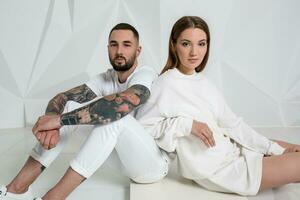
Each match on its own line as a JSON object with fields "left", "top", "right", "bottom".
{"left": 136, "top": 46, "right": 142, "bottom": 56}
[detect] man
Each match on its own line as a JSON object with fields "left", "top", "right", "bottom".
{"left": 0, "top": 23, "right": 168, "bottom": 200}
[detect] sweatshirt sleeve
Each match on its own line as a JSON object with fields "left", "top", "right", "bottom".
{"left": 139, "top": 102, "right": 193, "bottom": 152}
{"left": 217, "top": 94, "right": 285, "bottom": 156}
{"left": 150, "top": 116, "right": 193, "bottom": 152}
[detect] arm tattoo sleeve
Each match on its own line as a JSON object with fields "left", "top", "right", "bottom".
{"left": 60, "top": 84, "right": 150, "bottom": 126}
{"left": 45, "top": 84, "right": 97, "bottom": 115}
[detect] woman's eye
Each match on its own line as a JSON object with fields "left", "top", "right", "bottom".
{"left": 182, "top": 42, "right": 189, "bottom": 47}
{"left": 199, "top": 42, "right": 206, "bottom": 47}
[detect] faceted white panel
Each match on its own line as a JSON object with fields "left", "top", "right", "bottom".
{"left": 281, "top": 102, "right": 300, "bottom": 126}
{"left": 221, "top": 0, "right": 300, "bottom": 101}
{"left": 24, "top": 99, "right": 49, "bottom": 126}
{"left": 221, "top": 61, "right": 282, "bottom": 126}
{"left": 0, "top": 86, "right": 24, "bottom": 128}
{"left": 26, "top": 0, "right": 73, "bottom": 95}
{"left": 27, "top": 23, "right": 103, "bottom": 98}
{"left": 0, "top": 50, "right": 21, "bottom": 96}
{"left": 282, "top": 40, "right": 300, "bottom": 102}
{"left": 73, "top": 0, "right": 117, "bottom": 32}
{"left": 205, "top": 61, "right": 224, "bottom": 92}
{"left": 29, "top": 73, "right": 90, "bottom": 99}
{"left": 0, "top": 0, "right": 50, "bottom": 97}
{"left": 284, "top": 80, "right": 300, "bottom": 102}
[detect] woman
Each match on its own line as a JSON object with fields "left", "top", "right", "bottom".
{"left": 137, "top": 16, "right": 300, "bottom": 196}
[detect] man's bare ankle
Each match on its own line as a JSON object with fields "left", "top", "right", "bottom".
{"left": 42, "top": 191, "right": 65, "bottom": 200}
{"left": 6, "top": 183, "right": 29, "bottom": 194}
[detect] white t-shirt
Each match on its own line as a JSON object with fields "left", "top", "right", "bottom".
{"left": 86, "top": 65, "right": 157, "bottom": 97}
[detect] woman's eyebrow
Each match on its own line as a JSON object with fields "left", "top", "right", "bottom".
{"left": 179, "top": 39, "right": 191, "bottom": 42}
{"left": 179, "top": 39, "right": 206, "bottom": 42}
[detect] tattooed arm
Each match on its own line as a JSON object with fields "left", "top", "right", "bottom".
{"left": 60, "top": 84, "right": 150, "bottom": 125}
{"left": 45, "top": 84, "right": 97, "bottom": 115}
{"left": 33, "top": 84, "right": 97, "bottom": 149}
{"left": 32, "top": 84, "right": 150, "bottom": 134}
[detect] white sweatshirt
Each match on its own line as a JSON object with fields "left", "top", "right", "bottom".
{"left": 136, "top": 68, "right": 284, "bottom": 195}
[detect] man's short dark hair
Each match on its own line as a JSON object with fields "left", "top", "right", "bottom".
{"left": 109, "top": 23, "right": 139, "bottom": 41}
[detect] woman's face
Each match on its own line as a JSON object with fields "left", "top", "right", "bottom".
{"left": 174, "top": 28, "right": 207, "bottom": 75}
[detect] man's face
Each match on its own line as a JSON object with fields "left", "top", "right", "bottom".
{"left": 108, "top": 30, "right": 141, "bottom": 72}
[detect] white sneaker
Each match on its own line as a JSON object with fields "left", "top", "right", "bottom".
{"left": 0, "top": 185, "right": 33, "bottom": 200}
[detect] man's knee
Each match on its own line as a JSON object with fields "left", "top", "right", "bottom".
{"left": 130, "top": 172, "right": 167, "bottom": 184}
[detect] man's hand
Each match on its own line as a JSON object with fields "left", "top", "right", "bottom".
{"left": 32, "top": 115, "right": 61, "bottom": 135}
{"left": 36, "top": 129, "right": 60, "bottom": 150}
{"left": 191, "top": 120, "right": 215, "bottom": 148}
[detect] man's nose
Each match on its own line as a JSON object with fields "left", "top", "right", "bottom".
{"left": 116, "top": 46, "right": 124, "bottom": 55}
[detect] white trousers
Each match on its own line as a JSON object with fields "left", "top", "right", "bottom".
{"left": 30, "top": 101, "right": 168, "bottom": 183}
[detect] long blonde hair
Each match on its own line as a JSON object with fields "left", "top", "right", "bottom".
{"left": 161, "top": 16, "right": 210, "bottom": 74}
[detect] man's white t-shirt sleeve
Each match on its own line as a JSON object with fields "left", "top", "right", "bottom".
{"left": 85, "top": 74, "right": 105, "bottom": 96}
{"left": 127, "top": 66, "right": 157, "bottom": 91}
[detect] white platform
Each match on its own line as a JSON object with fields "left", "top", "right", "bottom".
{"left": 1, "top": 127, "right": 300, "bottom": 200}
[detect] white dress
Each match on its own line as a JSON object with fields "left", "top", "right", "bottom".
{"left": 136, "top": 68, "right": 284, "bottom": 196}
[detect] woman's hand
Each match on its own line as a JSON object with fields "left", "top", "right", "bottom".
{"left": 284, "top": 145, "right": 300, "bottom": 153}
{"left": 274, "top": 140, "right": 300, "bottom": 154}
{"left": 283, "top": 143, "right": 300, "bottom": 154}
{"left": 191, "top": 120, "right": 215, "bottom": 147}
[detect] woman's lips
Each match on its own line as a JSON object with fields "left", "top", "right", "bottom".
{"left": 188, "top": 58, "right": 199, "bottom": 63}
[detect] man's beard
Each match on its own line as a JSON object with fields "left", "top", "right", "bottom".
{"left": 110, "top": 54, "right": 136, "bottom": 72}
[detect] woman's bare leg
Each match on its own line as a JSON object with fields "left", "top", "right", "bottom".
{"left": 260, "top": 152, "right": 300, "bottom": 191}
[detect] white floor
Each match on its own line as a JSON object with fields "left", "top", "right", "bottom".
{"left": 0, "top": 127, "right": 130, "bottom": 200}
{"left": 0, "top": 127, "right": 300, "bottom": 200}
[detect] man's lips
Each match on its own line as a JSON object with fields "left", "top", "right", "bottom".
{"left": 115, "top": 57, "right": 126, "bottom": 61}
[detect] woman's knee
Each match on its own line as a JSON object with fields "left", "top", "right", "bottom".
{"left": 260, "top": 152, "right": 300, "bottom": 191}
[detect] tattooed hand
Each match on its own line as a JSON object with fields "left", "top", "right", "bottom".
{"left": 32, "top": 115, "right": 61, "bottom": 136}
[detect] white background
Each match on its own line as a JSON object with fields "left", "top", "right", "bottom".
{"left": 0, "top": 0, "right": 299, "bottom": 128}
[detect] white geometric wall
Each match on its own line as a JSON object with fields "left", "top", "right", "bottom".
{"left": 0, "top": 0, "right": 299, "bottom": 129}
